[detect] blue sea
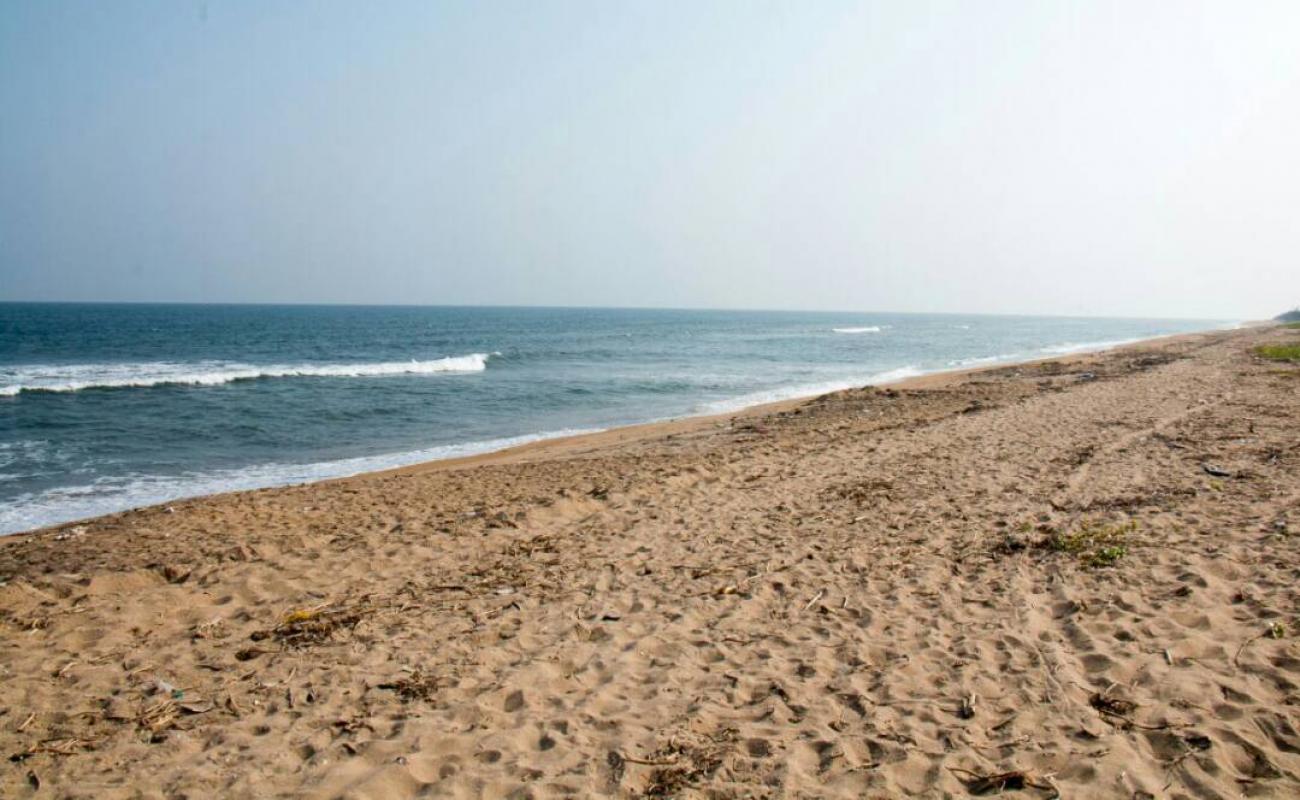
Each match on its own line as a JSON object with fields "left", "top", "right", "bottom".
{"left": 0, "top": 303, "right": 1228, "bottom": 535}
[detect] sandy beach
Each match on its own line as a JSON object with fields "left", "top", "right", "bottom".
{"left": 2, "top": 323, "right": 1298, "bottom": 798}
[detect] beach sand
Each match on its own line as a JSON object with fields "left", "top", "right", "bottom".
{"left": 2, "top": 324, "right": 1299, "bottom": 798}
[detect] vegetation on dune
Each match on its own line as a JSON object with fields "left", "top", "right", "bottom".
{"left": 1048, "top": 519, "right": 1135, "bottom": 567}
{"left": 1255, "top": 343, "right": 1300, "bottom": 362}
{"left": 1276, "top": 308, "right": 1300, "bottom": 323}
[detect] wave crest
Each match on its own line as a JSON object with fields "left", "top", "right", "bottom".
{"left": 699, "top": 365, "right": 923, "bottom": 414}
{"left": 1036, "top": 339, "right": 1140, "bottom": 356}
{"left": 832, "top": 326, "right": 883, "bottom": 334}
{"left": 0, "top": 354, "right": 493, "bottom": 396}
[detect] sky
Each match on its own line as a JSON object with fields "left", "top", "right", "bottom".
{"left": 1, "top": 2, "right": 1298, "bottom": 319}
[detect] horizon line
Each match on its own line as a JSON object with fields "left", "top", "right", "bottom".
{"left": 0, "top": 299, "right": 1242, "bottom": 323}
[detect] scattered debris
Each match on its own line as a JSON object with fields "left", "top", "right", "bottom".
{"left": 250, "top": 603, "right": 369, "bottom": 648}
{"left": 803, "top": 589, "right": 826, "bottom": 612}
{"left": 995, "top": 532, "right": 1029, "bottom": 554}
{"left": 10, "top": 738, "right": 95, "bottom": 762}
{"left": 1089, "top": 689, "right": 1138, "bottom": 719}
{"left": 958, "top": 693, "right": 978, "bottom": 720}
{"left": 639, "top": 729, "right": 737, "bottom": 796}
{"left": 178, "top": 698, "right": 214, "bottom": 714}
{"left": 52, "top": 526, "right": 86, "bottom": 542}
{"left": 192, "top": 618, "right": 227, "bottom": 641}
{"left": 1234, "top": 622, "right": 1287, "bottom": 666}
{"left": 137, "top": 698, "right": 179, "bottom": 735}
{"left": 153, "top": 564, "right": 192, "bottom": 584}
{"left": 234, "top": 647, "right": 272, "bottom": 662}
{"left": 1087, "top": 689, "right": 1183, "bottom": 732}
{"left": 378, "top": 668, "right": 439, "bottom": 702}
{"left": 949, "top": 767, "right": 1059, "bottom": 797}
{"left": 1183, "top": 733, "right": 1212, "bottom": 751}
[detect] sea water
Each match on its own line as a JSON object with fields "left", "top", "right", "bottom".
{"left": 0, "top": 303, "right": 1227, "bottom": 534}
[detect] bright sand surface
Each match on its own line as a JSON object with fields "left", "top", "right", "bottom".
{"left": 2, "top": 324, "right": 1299, "bottom": 797}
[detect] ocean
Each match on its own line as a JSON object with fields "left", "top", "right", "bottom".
{"left": 0, "top": 303, "right": 1227, "bottom": 535}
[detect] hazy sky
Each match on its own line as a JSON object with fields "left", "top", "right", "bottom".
{"left": 2, "top": 2, "right": 1298, "bottom": 318}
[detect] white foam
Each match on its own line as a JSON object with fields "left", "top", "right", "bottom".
{"left": 832, "top": 326, "right": 883, "bottom": 334}
{"left": 0, "top": 354, "right": 492, "bottom": 396}
{"left": 0, "top": 426, "right": 597, "bottom": 535}
{"left": 1037, "top": 338, "right": 1142, "bottom": 356}
{"left": 947, "top": 353, "right": 1022, "bottom": 368}
{"left": 698, "top": 365, "right": 923, "bottom": 415}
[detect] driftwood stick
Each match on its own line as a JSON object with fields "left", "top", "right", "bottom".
{"left": 803, "top": 589, "right": 825, "bottom": 611}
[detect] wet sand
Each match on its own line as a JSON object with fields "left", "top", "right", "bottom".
{"left": 2, "top": 324, "right": 1299, "bottom": 798}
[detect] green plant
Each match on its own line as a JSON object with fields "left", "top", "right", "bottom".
{"left": 1085, "top": 545, "right": 1128, "bottom": 567}
{"left": 1255, "top": 343, "right": 1300, "bottom": 362}
{"left": 1048, "top": 519, "right": 1136, "bottom": 567}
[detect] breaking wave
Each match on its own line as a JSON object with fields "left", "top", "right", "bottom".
{"left": 1036, "top": 339, "right": 1142, "bottom": 356}
{"left": 948, "top": 353, "right": 1021, "bottom": 368}
{"left": 0, "top": 354, "right": 494, "bottom": 396}
{"left": 698, "top": 365, "right": 923, "bottom": 414}
{"left": 832, "top": 326, "right": 884, "bottom": 334}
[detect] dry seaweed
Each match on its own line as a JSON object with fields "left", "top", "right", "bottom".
{"left": 250, "top": 603, "right": 369, "bottom": 648}
{"left": 1089, "top": 691, "right": 1138, "bottom": 718}
{"left": 378, "top": 668, "right": 439, "bottom": 702}
{"left": 10, "top": 738, "right": 95, "bottom": 763}
{"left": 949, "top": 767, "right": 1059, "bottom": 797}
{"left": 635, "top": 729, "right": 737, "bottom": 797}
{"left": 137, "top": 698, "right": 179, "bottom": 735}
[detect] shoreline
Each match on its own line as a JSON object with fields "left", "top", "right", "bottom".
{"left": 373, "top": 325, "right": 1234, "bottom": 477}
{"left": 5, "top": 324, "right": 1248, "bottom": 538}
